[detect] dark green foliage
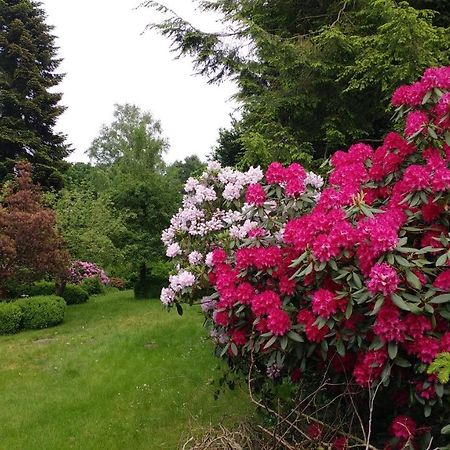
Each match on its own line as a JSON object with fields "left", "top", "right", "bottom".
{"left": 81, "top": 277, "right": 104, "bottom": 295}
{"left": 0, "top": 301, "right": 22, "bottom": 334}
{"left": 147, "top": 0, "right": 450, "bottom": 167}
{"left": 27, "top": 281, "right": 56, "bottom": 296}
{"left": 134, "top": 263, "right": 153, "bottom": 299}
{"left": 62, "top": 284, "right": 89, "bottom": 305}
{"left": 0, "top": 0, "right": 70, "bottom": 189}
{"left": 212, "top": 124, "right": 245, "bottom": 167}
{"left": 2, "top": 280, "right": 55, "bottom": 298}
{"left": 15, "top": 295, "right": 65, "bottom": 329}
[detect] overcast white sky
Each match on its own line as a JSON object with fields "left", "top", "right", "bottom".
{"left": 40, "top": 0, "right": 238, "bottom": 164}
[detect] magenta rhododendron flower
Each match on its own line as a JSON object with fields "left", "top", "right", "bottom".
{"left": 245, "top": 183, "right": 266, "bottom": 206}
{"left": 434, "top": 269, "right": 450, "bottom": 291}
{"left": 267, "top": 308, "right": 291, "bottom": 336}
{"left": 311, "top": 289, "right": 339, "bottom": 319}
{"left": 367, "top": 263, "right": 399, "bottom": 296}
{"left": 353, "top": 349, "right": 388, "bottom": 386}
{"left": 405, "top": 110, "right": 429, "bottom": 137}
{"left": 389, "top": 416, "right": 416, "bottom": 440}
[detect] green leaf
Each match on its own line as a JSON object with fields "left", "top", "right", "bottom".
{"left": 394, "top": 254, "right": 410, "bottom": 267}
{"left": 230, "top": 342, "right": 238, "bottom": 356}
{"left": 176, "top": 303, "right": 184, "bottom": 316}
{"left": 406, "top": 270, "right": 421, "bottom": 290}
{"left": 431, "top": 294, "right": 450, "bottom": 304}
{"left": 442, "top": 424, "right": 450, "bottom": 435}
{"left": 287, "top": 331, "right": 304, "bottom": 342}
{"left": 436, "top": 253, "right": 448, "bottom": 267}
{"left": 391, "top": 293, "right": 411, "bottom": 312}
{"left": 280, "top": 336, "right": 288, "bottom": 350}
{"left": 264, "top": 335, "right": 277, "bottom": 349}
{"left": 336, "top": 339, "right": 345, "bottom": 357}
{"left": 388, "top": 342, "right": 398, "bottom": 360}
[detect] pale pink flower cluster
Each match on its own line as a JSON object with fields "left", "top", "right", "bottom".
{"left": 188, "top": 251, "right": 203, "bottom": 265}
{"left": 160, "top": 161, "right": 322, "bottom": 306}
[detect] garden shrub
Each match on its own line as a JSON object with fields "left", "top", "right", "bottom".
{"left": 27, "top": 281, "right": 56, "bottom": 296}
{"left": 0, "top": 302, "right": 23, "bottom": 334}
{"left": 16, "top": 295, "right": 65, "bottom": 329}
{"left": 109, "top": 277, "right": 126, "bottom": 290}
{"left": 4, "top": 280, "right": 56, "bottom": 298}
{"left": 134, "top": 264, "right": 153, "bottom": 299}
{"left": 62, "top": 284, "right": 89, "bottom": 305}
{"left": 68, "top": 260, "right": 109, "bottom": 285}
{"left": 161, "top": 67, "right": 450, "bottom": 448}
{"left": 81, "top": 276, "right": 104, "bottom": 295}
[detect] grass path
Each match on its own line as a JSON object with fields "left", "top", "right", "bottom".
{"left": 0, "top": 291, "right": 253, "bottom": 450}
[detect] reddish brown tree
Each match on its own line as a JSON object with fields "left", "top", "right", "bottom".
{"left": 0, "top": 162, "right": 68, "bottom": 291}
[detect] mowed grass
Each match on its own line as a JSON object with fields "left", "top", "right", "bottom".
{"left": 0, "top": 291, "right": 253, "bottom": 450}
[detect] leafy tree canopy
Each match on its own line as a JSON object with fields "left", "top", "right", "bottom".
{"left": 146, "top": 0, "right": 450, "bottom": 168}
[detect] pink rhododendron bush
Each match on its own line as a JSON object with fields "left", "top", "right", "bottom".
{"left": 162, "top": 67, "right": 450, "bottom": 449}
{"left": 68, "top": 260, "right": 110, "bottom": 285}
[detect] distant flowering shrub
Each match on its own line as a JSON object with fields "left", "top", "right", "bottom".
{"left": 162, "top": 66, "right": 450, "bottom": 448}
{"left": 68, "top": 260, "right": 109, "bottom": 285}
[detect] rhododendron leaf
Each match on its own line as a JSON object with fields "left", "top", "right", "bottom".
{"left": 442, "top": 425, "right": 450, "bottom": 435}
{"left": 391, "top": 293, "right": 411, "bottom": 311}
{"left": 230, "top": 343, "right": 238, "bottom": 356}
{"left": 359, "top": 204, "right": 374, "bottom": 218}
{"left": 394, "top": 357, "right": 411, "bottom": 368}
{"left": 176, "top": 303, "right": 184, "bottom": 316}
{"left": 315, "top": 261, "right": 326, "bottom": 272}
{"left": 435, "top": 384, "right": 444, "bottom": 398}
{"left": 436, "top": 253, "right": 448, "bottom": 267}
{"left": 370, "top": 297, "right": 385, "bottom": 316}
{"left": 329, "top": 259, "right": 338, "bottom": 271}
{"left": 287, "top": 331, "right": 304, "bottom": 343}
{"left": 439, "top": 310, "right": 450, "bottom": 320}
{"left": 431, "top": 294, "right": 450, "bottom": 304}
{"left": 264, "top": 335, "right": 277, "bottom": 349}
{"left": 352, "top": 272, "right": 363, "bottom": 289}
{"left": 445, "top": 131, "right": 450, "bottom": 146}
{"left": 220, "top": 344, "right": 230, "bottom": 357}
{"left": 422, "top": 90, "right": 432, "bottom": 104}
{"left": 424, "top": 405, "right": 432, "bottom": 418}
{"left": 388, "top": 342, "right": 398, "bottom": 360}
{"left": 406, "top": 270, "right": 422, "bottom": 290}
{"left": 369, "top": 337, "right": 384, "bottom": 351}
{"left": 394, "top": 255, "right": 411, "bottom": 267}
{"left": 336, "top": 340, "right": 345, "bottom": 357}
{"left": 428, "top": 127, "right": 438, "bottom": 140}
{"left": 345, "top": 302, "right": 352, "bottom": 319}
{"left": 289, "top": 252, "right": 307, "bottom": 268}
{"left": 280, "top": 336, "right": 288, "bottom": 350}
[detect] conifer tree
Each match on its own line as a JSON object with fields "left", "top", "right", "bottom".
{"left": 0, "top": 0, "right": 70, "bottom": 189}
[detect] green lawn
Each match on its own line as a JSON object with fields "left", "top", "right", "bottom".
{"left": 0, "top": 291, "right": 253, "bottom": 450}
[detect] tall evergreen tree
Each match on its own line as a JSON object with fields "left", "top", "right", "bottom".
{"left": 0, "top": 0, "right": 70, "bottom": 189}
{"left": 146, "top": 0, "right": 450, "bottom": 168}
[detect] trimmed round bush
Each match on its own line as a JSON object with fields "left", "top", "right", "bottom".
{"left": 4, "top": 280, "right": 56, "bottom": 298}
{"left": 62, "top": 284, "right": 89, "bottom": 305}
{"left": 15, "top": 296, "right": 65, "bottom": 329}
{"left": 26, "top": 281, "right": 56, "bottom": 297}
{"left": 81, "top": 276, "right": 104, "bottom": 295}
{"left": 0, "top": 302, "right": 23, "bottom": 334}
